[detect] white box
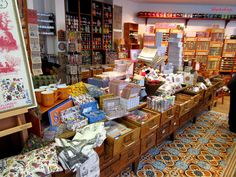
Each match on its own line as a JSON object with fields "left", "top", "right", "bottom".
{"left": 120, "top": 96, "right": 140, "bottom": 110}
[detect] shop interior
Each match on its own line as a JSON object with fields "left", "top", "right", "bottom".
{"left": 0, "top": 0, "right": 236, "bottom": 176}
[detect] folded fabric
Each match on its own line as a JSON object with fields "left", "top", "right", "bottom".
{"left": 21, "top": 134, "right": 50, "bottom": 153}
{"left": 0, "top": 143, "right": 63, "bottom": 177}
{"left": 55, "top": 123, "right": 106, "bottom": 171}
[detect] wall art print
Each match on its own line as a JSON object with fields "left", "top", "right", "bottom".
{"left": 0, "top": 0, "right": 36, "bottom": 114}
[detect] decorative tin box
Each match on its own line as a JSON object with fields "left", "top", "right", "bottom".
{"left": 80, "top": 101, "right": 105, "bottom": 123}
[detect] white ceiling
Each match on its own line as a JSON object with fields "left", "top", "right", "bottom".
{"left": 129, "top": 0, "right": 236, "bottom": 5}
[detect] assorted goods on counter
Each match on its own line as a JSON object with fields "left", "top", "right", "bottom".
{"left": 1, "top": 58, "right": 224, "bottom": 177}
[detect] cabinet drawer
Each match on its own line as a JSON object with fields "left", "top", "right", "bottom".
{"left": 161, "top": 106, "right": 176, "bottom": 125}
{"left": 100, "top": 158, "right": 121, "bottom": 177}
{"left": 100, "top": 153, "right": 120, "bottom": 171}
{"left": 120, "top": 141, "right": 140, "bottom": 167}
{"left": 106, "top": 120, "right": 140, "bottom": 156}
{"left": 141, "top": 132, "right": 156, "bottom": 154}
{"left": 124, "top": 109, "right": 161, "bottom": 138}
{"left": 156, "top": 121, "right": 170, "bottom": 144}
{"left": 179, "top": 112, "right": 191, "bottom": 126}
{"left": 94, "top": 143, "right": 104, "bottom": 157}
{"left": 170, "top": 118, "right": 180, "bottom": 132}
{"left": 176, "top": 93, "right": 198, "bottom": 109}
{"left": 175, "top": 98, "right": 191, "bottom": 118}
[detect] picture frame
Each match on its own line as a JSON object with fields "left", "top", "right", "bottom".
{"left": 48, "top": 99, "right": 73, "bottom": 126}
{"left": 0, "top": 0, "right": 37, "bottom": 114}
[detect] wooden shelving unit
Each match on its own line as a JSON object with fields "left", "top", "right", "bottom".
{"left": 183, "top": 37, "right": 196, "bottom": 62}
{"left": 124, "top": 23, "right": 140, "bottom": 56}
{"left": 137, "top": 13, "right": 236, "bottom": 28}
{"left": 220, "top": 39, "right": 236, "bottom": 73}
{"left": 65, "top": 0, "right": 113, "bottom": 65}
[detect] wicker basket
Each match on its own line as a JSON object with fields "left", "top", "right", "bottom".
{"left": 145, "top": 81, "right": 164, "bottom": 96}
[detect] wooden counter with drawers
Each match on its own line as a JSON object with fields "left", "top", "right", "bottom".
{"left": 99, "top": 83, "right": 221, "bottom": 177}
{"left": 53, "top": 80, "right": 222, "bottom": 177}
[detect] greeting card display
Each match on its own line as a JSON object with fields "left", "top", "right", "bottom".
{"left": 0, "top": 0, "right": 36, "bottom": 114}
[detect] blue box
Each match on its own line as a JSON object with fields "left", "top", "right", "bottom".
{"left": 88, "top": 78, "right": 109, "bottom": 88}
{"left": 80, "top": 101, "right": 105, "bottom": 123}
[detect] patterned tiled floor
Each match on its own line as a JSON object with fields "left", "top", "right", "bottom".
{"left": 120, "top": 111, "right": 236, "bottom": 177}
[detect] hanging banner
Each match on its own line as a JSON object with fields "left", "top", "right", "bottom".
{"left": 0, "top": 0, "right": 37, "bottom": 114}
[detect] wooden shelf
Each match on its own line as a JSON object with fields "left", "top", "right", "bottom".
{"left": 0, "top": 123, "right": 32, "bottom": 138}
{"left": 137, "top": 15, "right": 236, "bottom": 27}
{"left": 39, "top": 99, "right": 68, "bottom": 114}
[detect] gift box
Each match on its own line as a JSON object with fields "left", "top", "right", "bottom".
{"left": 80, "top": 101, "right": 105, "bottom": 123}
{"left": 120, "top": 96, "right": 140, "bottom": 110}
{"left": 103, "top": 97, "right": 129, "bottom": 120}
{"left": 109, "top": 80, "right": 128, "bottom": 96}
{"left": 88, "top": 77, "right": 110, "bottom": 88}
{"left": 60, "top": 106, "right": 88, "bottom": 131}
{"left": 121, "top": 83, "right": 141, "bottom": 99}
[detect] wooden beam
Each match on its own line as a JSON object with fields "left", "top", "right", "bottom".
{"left": 0, "top": 108, "right": 28, "bottom": 120}
{"left": 0, "top": 123, "right": 32, "bottom": 138}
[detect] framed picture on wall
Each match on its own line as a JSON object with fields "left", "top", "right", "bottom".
{"left": 0, "top": 0, "right": 37, "bottom": 114}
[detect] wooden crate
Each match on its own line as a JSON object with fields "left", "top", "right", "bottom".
{"left": 156, "top": 121, "right": 171, "bottom": 145}
{"left": 170, "top": 118, "right": 180, "bottom": 133}
{"left": 94, "top": 143, "right": 104, "bottom": 157}
{"left": 100, "top": 153, "right": 120, "bottom": 170}
{"left": 106, "top": 120, "right": 140, "bottom": 156}
{"left": 140, "top": 131, "right": 156, "bottom": 155}
{"left": 100, "top": 156, "right": 121, "bottom": 177}
{"left": 176, "top": 93, "right": 200, "bottom": 107}
{"left": 160, "top": 106, "right": 176, "bottom": 125}
{"left": 175, "top": 97, "right": 192, "bottom": 118}
{"left": 120, "top": 140, "right": 140, "bottom": 169}
{"left": 124, "top": 109, "right": 160, "bottom": 138}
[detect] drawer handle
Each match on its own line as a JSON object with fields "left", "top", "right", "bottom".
{"left": 162, "top": 129, "right": 166, "bottom": 134}
{"left": 149, "top": 125, "right": 158, "bottom": 130}
{"left": 123, "top": 141, "right": 135, "bottom": 148}
{"left": 174, "top": 122, "right": 177, "bottom": 126}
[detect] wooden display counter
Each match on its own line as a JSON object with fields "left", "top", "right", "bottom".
{"left": 98, "top": 84, "right": 220, "bottom": 176}
{"left": 53, "top": 82, "right": 221, "bottom": 177}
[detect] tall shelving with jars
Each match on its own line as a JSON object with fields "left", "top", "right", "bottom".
{"left": 92, "top": 1, "right": 103, "bottom": 64}
{"left": 207, "top": 29, "right": 224, "bottom": 72}
{"left": 221, "top": 39, "right": 236, "bottom": 72}
{"left": 124, "top": 23, "right": 140, "bottom": 57}
{"left": 195, "top": 37, "right": 211, "bottom": 73}
{"left": 80, "top": 0, "right": 92, "bottom": 65}
{"left": 183, "top": 37, "right": 196, "bottom": 63}
{"left": 64, "top": 0, "right": 113, "bottom": 66}
{"left": 92, "top": 1, "right": 113, "bottom": 65}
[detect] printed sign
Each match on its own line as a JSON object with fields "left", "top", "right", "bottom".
{"left": 0, "top": 0, "right": 36, "bottom": 114}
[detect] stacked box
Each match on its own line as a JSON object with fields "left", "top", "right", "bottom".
{"left": 168, "top": 33, "right": 183, "bottom": 71}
